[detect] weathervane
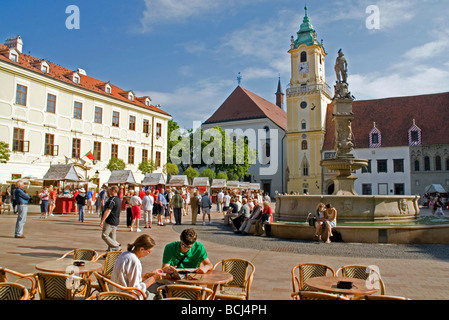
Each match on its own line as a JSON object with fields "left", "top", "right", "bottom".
{"left": 237, "top": 72, "right": 242, "bottom": 86}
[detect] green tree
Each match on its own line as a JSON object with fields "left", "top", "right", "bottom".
{"left": 201, "top": 168, "right": 216, "bottom": 184}
{"left": 183, "top": 167, "right": 199, "bottom": 185}
{"left": 0, "top": 141, "right": 10, "bottom": 164}
{"left": 163, "top": 162, "right": 179, "bottom": 181}
{"left": 216, "top": 172, "right": 228, "bottom": 180}
{"left": 106, "top": 158, "right": 126, "bottom": 171}
{"left": 138, "top": 159, "right": 156, "bottom": 174}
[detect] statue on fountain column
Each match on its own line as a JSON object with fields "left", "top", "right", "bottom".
{"left": 334, "top": 49, "right": 352, "bottom": 99}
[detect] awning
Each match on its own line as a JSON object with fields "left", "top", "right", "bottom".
{"left": 192, "top": 177, "right": 210, "bottom": 187}
{"left": 142, "top": 173, "right": 166, "bottom": 186}
{"left": 211, "top": 179, "right": 227, "bottom": 189}
{"left": 107, "top": 170, "right": 137, "bottom": 185}
{"left": 43, "top": 164, "right": 80, "bottom": 182}
{"left": 167, "top": 175, "right": 189, "bottom": 187}
{"left": 425, "top": 184, "right": 447, "bottom": 194}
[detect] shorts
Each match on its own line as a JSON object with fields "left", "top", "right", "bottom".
{"left": 202, "top": 207, "right": 211, "bottom": 215}
{"left": 131, "top": 206, "right": 141, "bottom": 219}
{"left": 327, "top": 220, "right": 336, "bottom": 229}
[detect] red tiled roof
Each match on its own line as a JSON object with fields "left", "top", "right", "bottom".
{"left": 204, "top": 86, "right": 287, "bottom": 130}
{"left": 0, "top": 44, "right": 171, "bottom": 117}
{"left": 323, "top": 92, "right": 449, "bottom": 150}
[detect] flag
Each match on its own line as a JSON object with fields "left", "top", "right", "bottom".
{"left": 85, "top": 151, "right": 94, "bottom": 160}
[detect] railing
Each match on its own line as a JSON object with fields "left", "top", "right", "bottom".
{"left": 287, "top": 83, "right": 332, "bottom": 97}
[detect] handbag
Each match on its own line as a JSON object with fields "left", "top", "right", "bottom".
{"left": 306, "top": 212, "right": 316, "bottom": 227}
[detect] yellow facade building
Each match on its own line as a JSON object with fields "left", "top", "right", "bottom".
{"left": 286, "top": 8, "right": 332, "bottom": 194}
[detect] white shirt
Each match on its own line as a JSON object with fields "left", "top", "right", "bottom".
{"left": 129, "top": 195, "right": 142, "bottom": 207}
{"left": 111, "top": 251, "right": 146, "bottom": 295}
{"left": 142, "top": 195, "right": 154, "bottom": 211}
{"left": 224, "top": 194, "right": 231, "bottom": 206}
{"left": 217, "top": 192, "right": 224, "bottom": 202}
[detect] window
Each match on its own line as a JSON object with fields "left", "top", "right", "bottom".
{"left": 156, "top": 123, "right": 162, "bottom": 137}
{"left": 73, "top": 75, "right": 80, "bottom": 84}
{"left": 303, "top": 164, "right": 309, "bottom": 177}
{"left": 301, "top": 120, "right": 306, "bottom": 130}
{"left": 13, "top": 128, "right": 25, "bottom": 152}
{"left": 414, "top": 160, "right": 420, "bottom": 172}
{"left": 300, "top": 51, "right": 307, "bottom": 62}
{"left": 129, "top": 115, "right": 136, "bottom": 131}
{"left": 94, "top": 107, "right": 103, "bottom": 124}
{"left": 128, "top": 93, "right": 134, "bottom": 101}
{"left": 46, "top": 94, "right": 56, "bottom": 113}
{"left": 73, "top": 101, "right": 82, "bottom": 119}
{"left": 128, "top": 147, "right": 135, "bottom": 164}
{"left": 378, "top": 183, "right": 388, "bottom": 195}
{"left": 362, "top": 160, "right": 372, "bottom": 173}
{"left": 15, "top": 84, "right": 27, "bottom": 106}
{"left": 11, "top": 53, "right": 18, "bottom": 62}
{"left": 300, "top": 101, "right": 307, "bottom": 109}
{"left": 410, "top": 131, "right": 419, "bottom": 142}
{"left": 394, "top": 184, "right": 405, "bottom": 195}
{"left": 362, "top": 184, "right": 372, "bottom": 195}
{"left": 393, "top": 159, "right": 404, "bottom": 172}
{"left": 436, "top": 156, "right": 442, "bottom": 171}
{"left": 111, "top": 144, "right": 118, "bottom": 159}
{"left": 424, "top": 156, "right": 430, "bottom": 171}
{"left": 301, "top": 140, "right": 308, "bottom": 150}
{"left": 377, "top": 159, "right": 388, "bottom": 173}
{"left": 143, "top": 119, "right": 150, "bottom": 134}
{"left": 371, "top": 133, "right": 379, "bottom": 145}
{"left": 142, "top": 149, "right": 149, "bottom": 162}
{"left": 72, "top": 138, "right": 81, "bottom": 159}
{"left": 446, "top": 158, "right": 449, "bottom": 171}
{"left": 93, "top": 141, "right": 101, "bottom": 161}
{"left": 112, "top": 111, "right": 120, "bottom": 127}
{"left": 44, "top": 134, "right": 57, "bottom": 156}
{"left": 42, "top": 65, "right": 48, "bottom": 73}
{"left": 156, "top": 151, "right": 161, "bottom": 168}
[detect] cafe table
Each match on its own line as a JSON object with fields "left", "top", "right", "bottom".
{"left": 35, "top": 260, "right": 103, "bottom": 276}
{"left": 304, "top": 276, "right": 380, "bottom": 298}
{"left": 164, "top": 269, "right": 233, "bottom": 299}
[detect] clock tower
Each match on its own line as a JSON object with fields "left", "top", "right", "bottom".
{"left": 286, "top": 7, "right": 332, "bottom": 194}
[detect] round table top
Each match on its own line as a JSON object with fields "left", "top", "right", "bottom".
{"left": 35, "top": 260, "right": 103, "bottom": 274}
{"left": 305, "top": 276, "right": 380, "bottom": 296}
{"left": 177, "top": 270, "right": 233, "bottom": 286}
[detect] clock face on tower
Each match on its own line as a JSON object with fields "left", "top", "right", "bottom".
{"left": 298, "top": 62, "right": 309, "bottom": 74}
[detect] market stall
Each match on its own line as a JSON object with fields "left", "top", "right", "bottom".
{"left": 43, "top": 164, "right": 81, "bottom": 214}
{"left": 141, "top": 173, "right": 166, "bottom": 192}
{"left": 107, "top": 170, "right": 137, "bottom": 210}
{"left": 167, "top": 175, "right": 189, "bottom": 189}
{"left": 211, "top": 179, "right": 227, "bottom": 203}
{"left": 192, "top": 177, "right": 210, "bottom": 194}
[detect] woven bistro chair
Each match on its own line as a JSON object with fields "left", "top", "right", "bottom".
{"left": 90, "top": 251, "right": 122, "bottom": 293}
{"left": 213, "top": 258, "right": 255, "bottom": 300}
{"left": 291, "top": 291, "right": 349, "bottom": 300}
{"left": 57, "top": 249, "right": 98, "bottom": 261}
{"left": 93, "top": 271, "right": 147, "bottom": 300}
{"left": 291, "top": 263, "right": 336, "bottom": 299}
{"left": 0, "top": 283, "right": 30, "bottom": 300}
{"left": 157, "top": 284, "right": 214, "bottom": 300}
{"left": 86, "top": 292, "right": 138, "bottom": 300}
{"left": 336, "top": 265, "right": 386, "bottom": 295}
{"left": 36, "top": 272, "right": 91, "bottom": 300}
{"left": 0, "top": 267, "right": 38, "bottom": 299}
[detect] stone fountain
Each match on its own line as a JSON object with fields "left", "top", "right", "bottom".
{"left": 275, "top": 49, "right": 420, "bottom": 226}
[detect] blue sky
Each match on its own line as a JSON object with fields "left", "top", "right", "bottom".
{"left": 2, "top": 0, "right": 449, "bottom": 130}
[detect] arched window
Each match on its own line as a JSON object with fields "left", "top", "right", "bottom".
{"left": 301, "top": 120, "right": 306, "bottom": 130}
{"left": 414, "top": 160, "right": 420, "bottom": 172}
{"left": 424, "top": 156, "right": 430, "bottom": 171}
{"left": 301, "top": 140, "right": 308, "bottom": 150}
{"left": 435, "top": 156, "right": 442, "bottom": 171}
{"left": 300, "top": 51, "right": 307, "bottom": 62}
{"left": 446, "top": 158, "right": 449, "bottom": 171}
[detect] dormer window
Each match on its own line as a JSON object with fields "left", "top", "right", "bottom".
{"left": 145, "top": 98, "right": 150, "bottom": 106}
{"left": 128, "top": 92, "right": 134, "bottom": 101}
{"left": 408, "top": 119, "right": 422, "bottom": 146}
{"left": 11, "top": 52, "right": 18, "bottom": 62}
{"left": 73, "top": 74, "right": 80, "bottom": 84}
{"left": 369, "top": 122, "right": 381, "bottom": 148}
{"left": 105, "top": 84, "right": 111, "bottom": 94}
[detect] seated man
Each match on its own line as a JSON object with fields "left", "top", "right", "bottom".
{"left": 323, "top": 204, "right": 337, "bottom": 243}
{"left": 224, "top": 198, "right": 239, "bottom": 225}
{"left": 236, "top": 199, "right": 262, "bottom": 235}
{"left": 162, "top": 228, "right": 213, "bottom": 275}
{"left": 231, "top": 198, "right": 250, "bottom": 230}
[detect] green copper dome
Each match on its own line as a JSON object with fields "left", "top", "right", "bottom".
{"left": 292, "top": 7, "right": 319, "bottom": 48}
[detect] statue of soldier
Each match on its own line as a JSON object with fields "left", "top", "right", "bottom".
{"left": 335, "top": 49, "right": 348, "bottom": 83}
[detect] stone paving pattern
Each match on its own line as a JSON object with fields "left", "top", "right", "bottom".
{"left": 1, "top": 204, "right": 448, "bottom": 300}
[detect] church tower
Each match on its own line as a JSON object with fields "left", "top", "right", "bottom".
{"left": 285, "top": 7, "right": 332, "bottom": 194}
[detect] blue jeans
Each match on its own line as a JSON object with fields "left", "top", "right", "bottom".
{"left": 78, "top": 205, "right": 85, "bottom": 222}
{"left": 40, "top": 200, "right": 49, "bottom": 213}
{"left": 15, "top": 204, "right": 28, "bottom": 236}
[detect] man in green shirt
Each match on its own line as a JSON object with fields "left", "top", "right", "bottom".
{"left": 162, "top": 228, "right": 213, "bottom": 274}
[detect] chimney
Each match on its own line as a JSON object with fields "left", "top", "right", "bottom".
{"left": 5, "top": 36, "right": 23, "bottom": 53}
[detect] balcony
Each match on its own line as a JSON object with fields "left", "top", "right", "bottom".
{"left": 286, "top": 83, "right": 332, "bottom": 98}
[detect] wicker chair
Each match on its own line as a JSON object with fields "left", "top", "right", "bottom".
{"left": 36, "top": 272, "right": 91, "bottom": 300}
{"left": 86, "top": 292, "right": 138, "bottom": 300}
{"left": 0, "top": 283, "right": 30, "bottom": 300}
{"left": 0, "top": 267, "right": 38, "bottom": 299}
{"left": 57, "top": 249, "right": 98, "bottom": 261}
{"left": 291, "top": 263, "right": 336, "bottom": 299}
{"left": 353, "top": 294, "right": 410, "bottom": 300}
{"left": 291, "top": 291, "right": 349, "bottom": 300}
{"left": 157, "top": 284, "right": 214, "bottom": 300}
{"left": 93, "top": 271, "right": 147, "bottom": 300}
{"left": 336, "top": 265, "right": 386, "bottom": 295}
{"left": 213, "top": 258, "right": 255, "bottom": 300}
{"left": 94, "top": 251, "right": 122, "bottom": 276}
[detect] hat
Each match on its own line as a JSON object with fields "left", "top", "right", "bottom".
{"left": 79, "top": 188, "right": 85, "bottom": 193}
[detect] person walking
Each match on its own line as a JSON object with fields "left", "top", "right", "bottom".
{"left": 190, "top": 190, "right": 200, "bottom": 225}
{"left": 48, "top": 186, "right": 57, "bottom": 216}
{"left": 100, "top": 186, "right": 122, "bottom": 252}
{"left": 200, "top": 192, "right": 212, "bottom": 225}
{"left": 217, "top": 190, "right": 224, "bottom": 216}
{"left": 129, "top": 191, "right": 143, "bottom": 232}
{"left": 14, "top": 181, "right": 30, "bottom": 238}
{"left": 38, "top": 187, "right": 50, "bottom": 219}
{"left": 75, "top": 188, "right": 87, "bottom": 223}
{"left": 157, "top": 188, "right": 167, "bottom": 226}
{"left": 171, "top": 189, "right": 184, "bottom": 225}
{"left": 142, "top": 190, "right": 154, "bottom": 228}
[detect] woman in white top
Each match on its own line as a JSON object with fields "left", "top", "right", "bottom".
{"left": 142, "top": 190, "right": 154, "bottom": 229}
{"left": 111, "top": 234, "right": 163, "bottom": 299}
{"left": 129, "top": 192, "right": 143, "bottom": 232}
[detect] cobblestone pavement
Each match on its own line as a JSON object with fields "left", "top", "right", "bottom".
{"left": 1, "top": 205, "right": 448, "bottom": 300}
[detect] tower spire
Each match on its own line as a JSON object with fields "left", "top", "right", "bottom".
{"left": 275, "top": 75, "right": 284, "bottom": 109}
